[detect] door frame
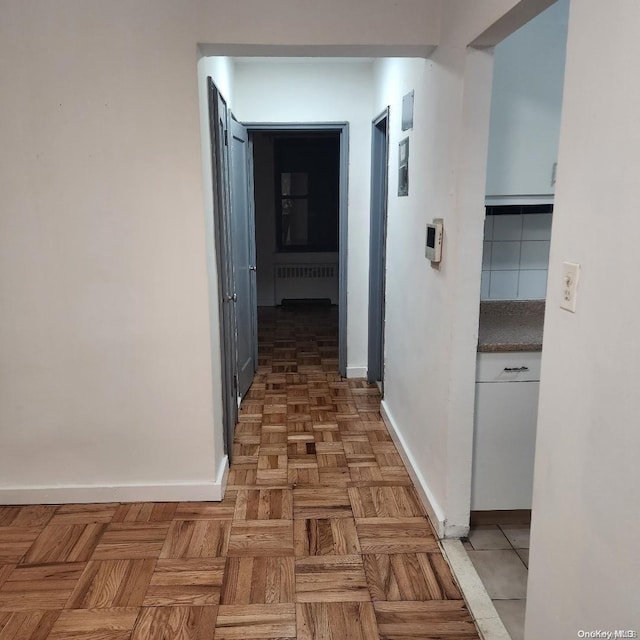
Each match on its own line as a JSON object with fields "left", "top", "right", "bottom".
{"left": 367, "top": 108, "right": 390, "bottom": 387}
{"left": 229, "top": 115, "right": 258, "bottom": 399}
{"left": 207, "top": 79, "right": 238, "bottom": 456}
{"left": 244, "top": 122, "right": 349, "bottom": 378}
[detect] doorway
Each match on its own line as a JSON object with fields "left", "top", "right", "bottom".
{"left": 367, "top": 109, "right": 390, "bottom": 389}
{"left": 207, "top": 91, "right": 350, "bottom": 456}
{"left": 246, "top": 123, "right": 349, "bottom": 381}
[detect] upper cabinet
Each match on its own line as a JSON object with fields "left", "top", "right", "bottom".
{"left": 485, "top": 0, "right": 570, "bottom": 200}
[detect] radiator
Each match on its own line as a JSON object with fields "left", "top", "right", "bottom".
{"left": 274, "top": 263, "right": 339, "bottom": 305}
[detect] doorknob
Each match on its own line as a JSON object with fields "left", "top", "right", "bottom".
{"left": 249, "top": 265, "right": 257, "bottom": 272}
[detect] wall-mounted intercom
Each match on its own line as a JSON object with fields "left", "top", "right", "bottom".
{"left": 425, "top": 219, "right": 443, "bottom": 263}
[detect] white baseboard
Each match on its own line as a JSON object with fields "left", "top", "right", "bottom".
{"left": 441, "top": 540, "right": 510, "bottom": 640}
{"left": 346, "top": 366, "right": 367, "bottom": 379}
{"left": 380, "top": 400, "right": 447, "bottom": 538}
{"left": 0, "top": 456, "right": 230, "bottom": 505}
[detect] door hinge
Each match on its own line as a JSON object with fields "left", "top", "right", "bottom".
{"left": 224, "top": 129, "right": 229, "bottom": 146}
{"left": 233, "top": 374, "right": 238, "bottom": 390}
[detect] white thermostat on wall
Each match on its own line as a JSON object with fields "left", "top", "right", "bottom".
{"left": 425, "top": 219, "right": 443, "bottom": 263}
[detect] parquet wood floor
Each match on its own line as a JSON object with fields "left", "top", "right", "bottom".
{"left": 0, "top": 306, "right": 479, "bottom": 639}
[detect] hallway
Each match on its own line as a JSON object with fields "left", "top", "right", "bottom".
{"left": 0, "top": 307, "right": 480, "bottom": 639}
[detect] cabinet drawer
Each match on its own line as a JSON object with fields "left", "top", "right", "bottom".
{"left": 476, "top": 352, "right": 541, "bottom": 382}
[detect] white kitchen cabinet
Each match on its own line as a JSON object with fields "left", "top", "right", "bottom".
{"left": 471, "top": 352, "right": 541, "bottom": 510}
{"left": 485, "top": 0, "right": 569, "bottom": 199}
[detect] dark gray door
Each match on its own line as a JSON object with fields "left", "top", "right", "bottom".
{"left": 367, "top": 109, "right": 389, "bottom": 385}
{"left": 207, "top": 79, "right": 237, "bottom": 456}
{"left": 229, "top": 117, "right": 257, "bottom": 398}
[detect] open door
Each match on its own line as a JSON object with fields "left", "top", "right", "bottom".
{"left": 229, "top": 117, "right": 257, "bottom": 399}
{"left": 367, "top": 109, "right": 390, "bottom": 386}
{"left": 207, "top": 79, "right": 238, "bottom": 456}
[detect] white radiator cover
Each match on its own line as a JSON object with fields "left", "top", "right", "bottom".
{"left": 274, "top": 263, "right": 339, "bottom": 304}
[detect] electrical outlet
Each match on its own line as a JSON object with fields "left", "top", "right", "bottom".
{"left": 560, "top": 262, "right": 580, "bottom": 312}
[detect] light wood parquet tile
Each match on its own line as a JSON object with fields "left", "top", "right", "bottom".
{"left": 0, "top": 511, "right": 20, "bottom": 528}
{"left": 160, "top": 520, "right": 230, "bottom": 559}
{"left": 380, "top": 466, "right": 413, "bottom": 483}
{"left": 112, "top": 503, "right": 178, "bottom": 524}
{"left": 227, "top": 467, "right": 258, "bottom": 488}
{"left": 0, "top": 529, "right": 40, "bottom": 563}
{"left": 214, "top": 603, "right": 296, "bottom": 639}
{"left": 175, "top": 500, "right": 236, "bottom": 521}
{"left": 0, "top": 506, "right": 57, "bottom": 528}
{"left": 348, "top": 466, "right": 384, "bottom": 482}
{"left": 295, "top": 555, "right": 370, "bottom": 603}
{"left": 66, "top": 559, "right": 156, "bottom": 609}
{"left": 132, "top": 605, "right": 217, "bottom": 640}
{"left": 234, "top": 490, "right": 292, "bottom": 520}
{"left": 227, "top": 521, "right": 294, "bottom": 557}
{"left": 294, "top": 519, "right": 360, "bottom": 557}
{"left": 50, "top": 504, "right": 119, "bottom": 524}
{"left": 356, "top": 518, "right": 439, "bottom": 554}
{"left": 372, "top": 442, "right": 405, "bottom": 468}
{"left": 297, "top": 602, "right": 379, "bottom": 640}
{"left": 317, "top": 468, "right": 351, "bottom": 486}
{"left": 0, "top": 306, "right": 480, "bottom": 639}
{"left": 367, "top": 429, "right": 393, "bottom": 443}
{"left": 260, "top": 443, "right": 288, "bottom": 456}
{"left": 232, "top": 443, "right": 260, "bottom": 466}
{"left": 364, "top": 553, "right": 462, "bottom": 601}
{"left": 220, "top": 557, "right": 294, "bottom": 604}
{"left": 0, "top": 563, "right": 86, "bottom": 611}
{"left": 143, "top": 559, "right": 225, "bottom": 607}
{"left": 313, "top": 428, "right": 341, "bottom": 442}
{"left": 0, "top": 610, "right": 60, "bottom": 639}
{"left": 288, "top": 467, "right": 320, "bottom": 486}
{"left": 47, "top": 607, "right": 139, "bottom": 640}
{"left": 293, "top": 487, "right": 352, "bottom": 519}
{"left": 0, "top": 567, "right": 13, "bottom": 591}
{"left": 92, "top": 523, "right": 169, "bottom": 560}
{"left": 23, "top": 524, "right": 105, "bottom": 564}
{"left": 348, "top": 486, "right": 425, "bottom": 518}
{"left": 373, "top": 601, "right": 480, "bottom": 638}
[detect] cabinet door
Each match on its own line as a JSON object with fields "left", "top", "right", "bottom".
{"left": 485, "top": 0, "right": 568, "bottom": 197}
{"left": 472, "top": 381, "right": 540, "bottom": 510}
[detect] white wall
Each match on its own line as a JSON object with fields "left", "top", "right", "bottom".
{"left": 0, "top": 2, "right": 222, "bottom": 501}
{"left": 374, "top": 49, "right": 495, "bottom": 536}
{"left": 0, "top": 0, "right": 445, "bottom": 501}
{"left": 0, "top": 0, "right": 555, "bottom": 513}
{"left": 485, "top": 0, "right": 569, "bottom": 197}
{"left": 232, "top": 59, "right": 374, "bottom": 376}
{"left": 526, "top": 0, "right": 640, "bottom": 635}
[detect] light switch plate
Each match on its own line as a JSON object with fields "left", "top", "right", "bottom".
{"left": 560, "top": 262, "right": 580, "bottom": 312}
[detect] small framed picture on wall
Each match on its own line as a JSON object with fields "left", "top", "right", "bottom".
{"left": 398, "top": 137, "right": 409, "bottom": 197}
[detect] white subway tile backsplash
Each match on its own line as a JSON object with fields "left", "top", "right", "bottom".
{"left": 522, "top": 213, "right": 552, "bottom": 240}
{"left": 482, "top": 242, "right": 492, "bottom": 270}
{"left": 492, "top": 214, "right": 523, "bottom": 241}
{"left": 518, "top": 270, "right": 548, "bottom": 299}
{"left": 520, "top": 241, "right": 551, "bottom": 270}
{"left": 481, "top": 211, "right": 553, "bottom": 301}
{"left": 489, "top": 270, "right": 519, "bottom": 299}
{"left": 491, "top": 241, "right": 521, "bottom": 271}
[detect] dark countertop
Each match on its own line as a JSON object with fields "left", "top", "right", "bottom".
{"left": 477, "top": 300, "right": 545, "bottom": 352}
